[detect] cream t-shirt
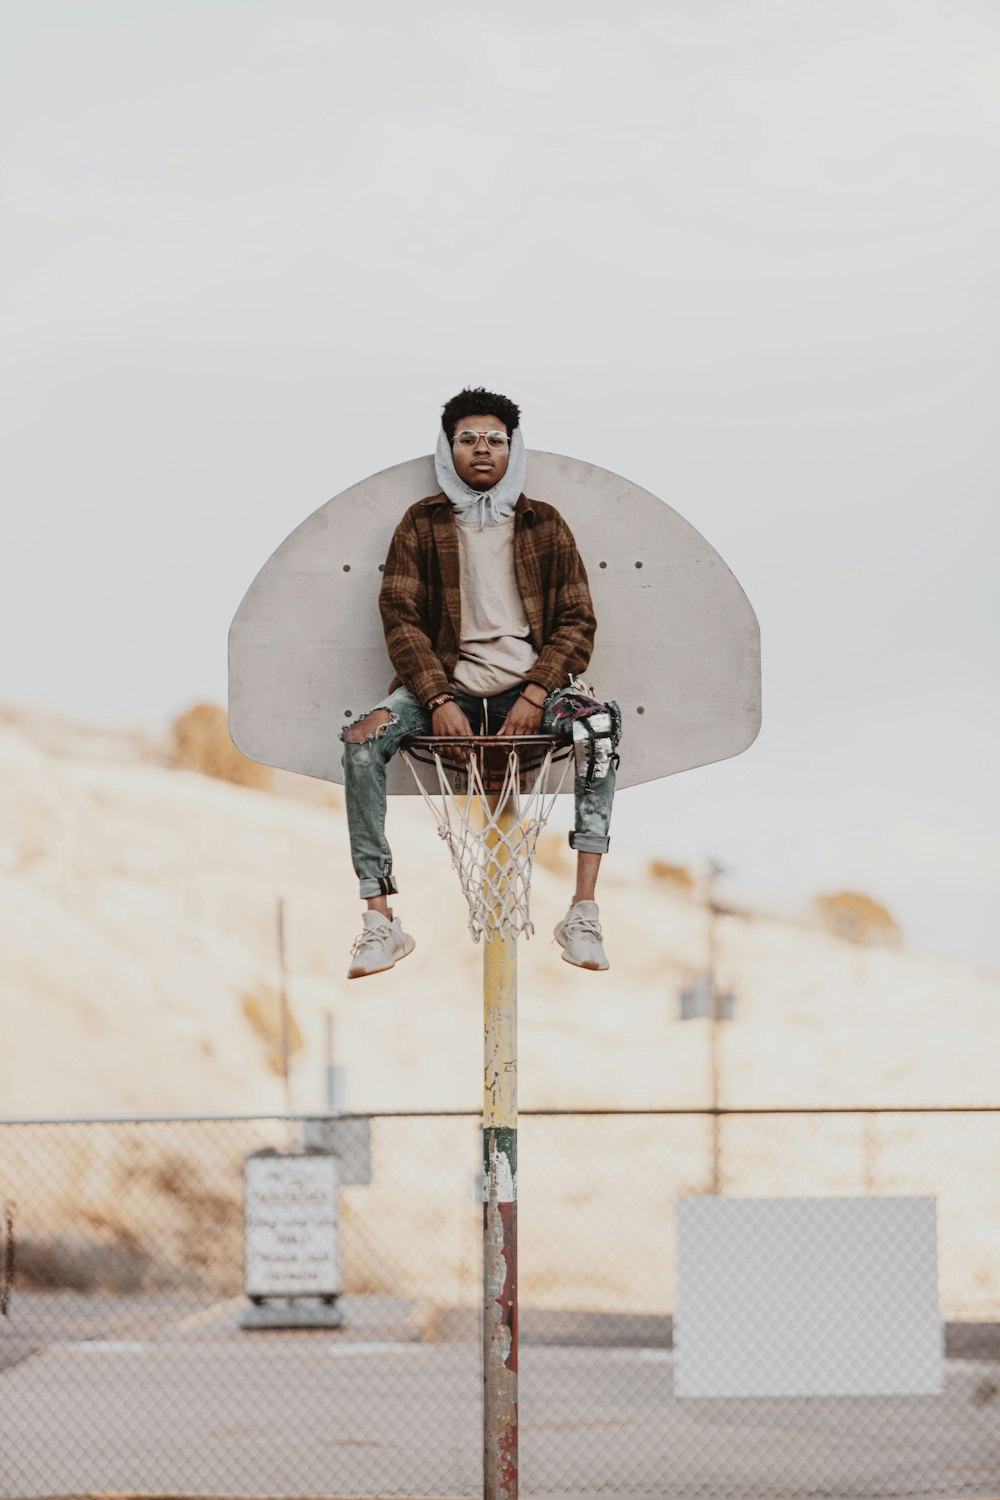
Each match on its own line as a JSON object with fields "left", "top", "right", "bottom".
{"left": 451, "top": 515, "right": 539, "bottom": 696}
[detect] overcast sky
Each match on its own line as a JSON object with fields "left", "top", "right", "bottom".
{"left": 4, "top": 0, "right": 999, "bottom": 970}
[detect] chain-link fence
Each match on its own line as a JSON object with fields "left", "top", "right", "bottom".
{"left": 2, "top": 1109, "right": 1000, "bottom": 1499}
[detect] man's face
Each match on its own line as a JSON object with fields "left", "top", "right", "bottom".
{"left": 449, "top": 412, "right": 511, "bottom": 491}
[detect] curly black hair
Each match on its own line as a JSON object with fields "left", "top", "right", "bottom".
{"left": 440, "top": 386, "right": 521, "bottom": 441}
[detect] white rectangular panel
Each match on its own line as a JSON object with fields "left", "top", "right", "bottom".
{"left": 675, "top": 1196, "right": 942, "bottom": 1397}
{"left": 300, "top": 1115, "right": 372, "bottom": 1185}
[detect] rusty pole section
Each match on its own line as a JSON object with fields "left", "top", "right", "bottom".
{"left": 483, "top": 797, "right": 518, "bottom": 1499}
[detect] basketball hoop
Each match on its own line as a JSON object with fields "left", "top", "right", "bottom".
{"left": 229, "top": 451, "right": 763, "bottom": 1500}
{"left": 400, "top": 734, "right": 572, "bottom": 943}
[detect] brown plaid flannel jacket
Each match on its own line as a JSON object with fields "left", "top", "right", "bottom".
{"left": 379, "top": 492, "right": 597, "bottom": 706}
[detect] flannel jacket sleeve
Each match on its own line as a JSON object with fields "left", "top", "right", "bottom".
{"left": 378, "top": 509, "right": 452, "bottom": 706}
{"left": 523, "top": 511, "right": 597, "bottom": 696}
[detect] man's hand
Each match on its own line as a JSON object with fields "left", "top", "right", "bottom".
{"left": 431, "top": 700, "right": 474, "bottom": 738}
{"left": 498, "top": 689, "right": 547, "bottom": 737}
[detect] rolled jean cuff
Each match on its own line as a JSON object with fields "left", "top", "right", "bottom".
{"left": 358, "top": 874, "right": 399, "bottom": 899}
{"left": 568, "top": 831, "right": 610, "bottom": 855}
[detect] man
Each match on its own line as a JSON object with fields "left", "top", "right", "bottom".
{"left": 340, "top": 386, "right": 620, "bottom": 978}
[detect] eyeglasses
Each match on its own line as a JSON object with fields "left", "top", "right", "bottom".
{"left": 453, "top": 429, "right": 509, "bottom": 449}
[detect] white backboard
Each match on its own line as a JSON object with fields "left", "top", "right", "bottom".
{"left": 229, "top": 452, "right": 761, "bottom": 794}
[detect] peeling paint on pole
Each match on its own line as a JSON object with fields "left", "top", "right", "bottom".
{"left": 482, "top": 1126, "right": 517, "bottom": 1203}
{"left": 484, "top": 1127, "right": 518, "bottom": 1497}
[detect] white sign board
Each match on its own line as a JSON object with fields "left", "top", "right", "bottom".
{"left": 675, "top": 1196, "right": 942, "bottom": 1397}
{"left": 244, "top": 1153, "right": 341, "bottom": 1299}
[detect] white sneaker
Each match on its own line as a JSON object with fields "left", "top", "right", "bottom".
{"left": 554, "top": 900, "right": 610, "bottom": 971}
{"left": 347, "top": 910, "right": 415, "bottom": 979}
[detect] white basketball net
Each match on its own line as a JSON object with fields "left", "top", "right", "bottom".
{"left": 400, "top": 742, "right": 572, "bottom": 943}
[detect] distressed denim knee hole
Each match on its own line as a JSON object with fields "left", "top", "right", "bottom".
{"left": 340, "top": 708, "right": 398, "bottom": 745}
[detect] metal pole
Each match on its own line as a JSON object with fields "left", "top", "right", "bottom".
{"left": 277, "top": 898, "right": 292, "bottom": 1118}
{"left": 322, "top": 1010, "right": 349, "bottom": 1115}
{"left": 706, "top": 861, "right": 722, "bottom": 1195}
{"left": 483, "top": 797, "right": 518, "bottom": 1499}
{"left": 323, "top": 1010, "right": 336, "bottom": 1112}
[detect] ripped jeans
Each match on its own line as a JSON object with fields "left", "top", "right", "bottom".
{"left": 340, "top": 682, "right": 619, "bottom": 899}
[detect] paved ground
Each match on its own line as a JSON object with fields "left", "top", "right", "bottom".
{"left": 2, "top": 1294, "right": 1000, "bottom": 1499}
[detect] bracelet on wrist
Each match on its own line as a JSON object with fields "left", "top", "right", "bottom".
{"left": 519, "top": 691, "right": 546, "bottom": 709}
{"left": 428, "top": 693, "right": 455, "bottom": 712}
